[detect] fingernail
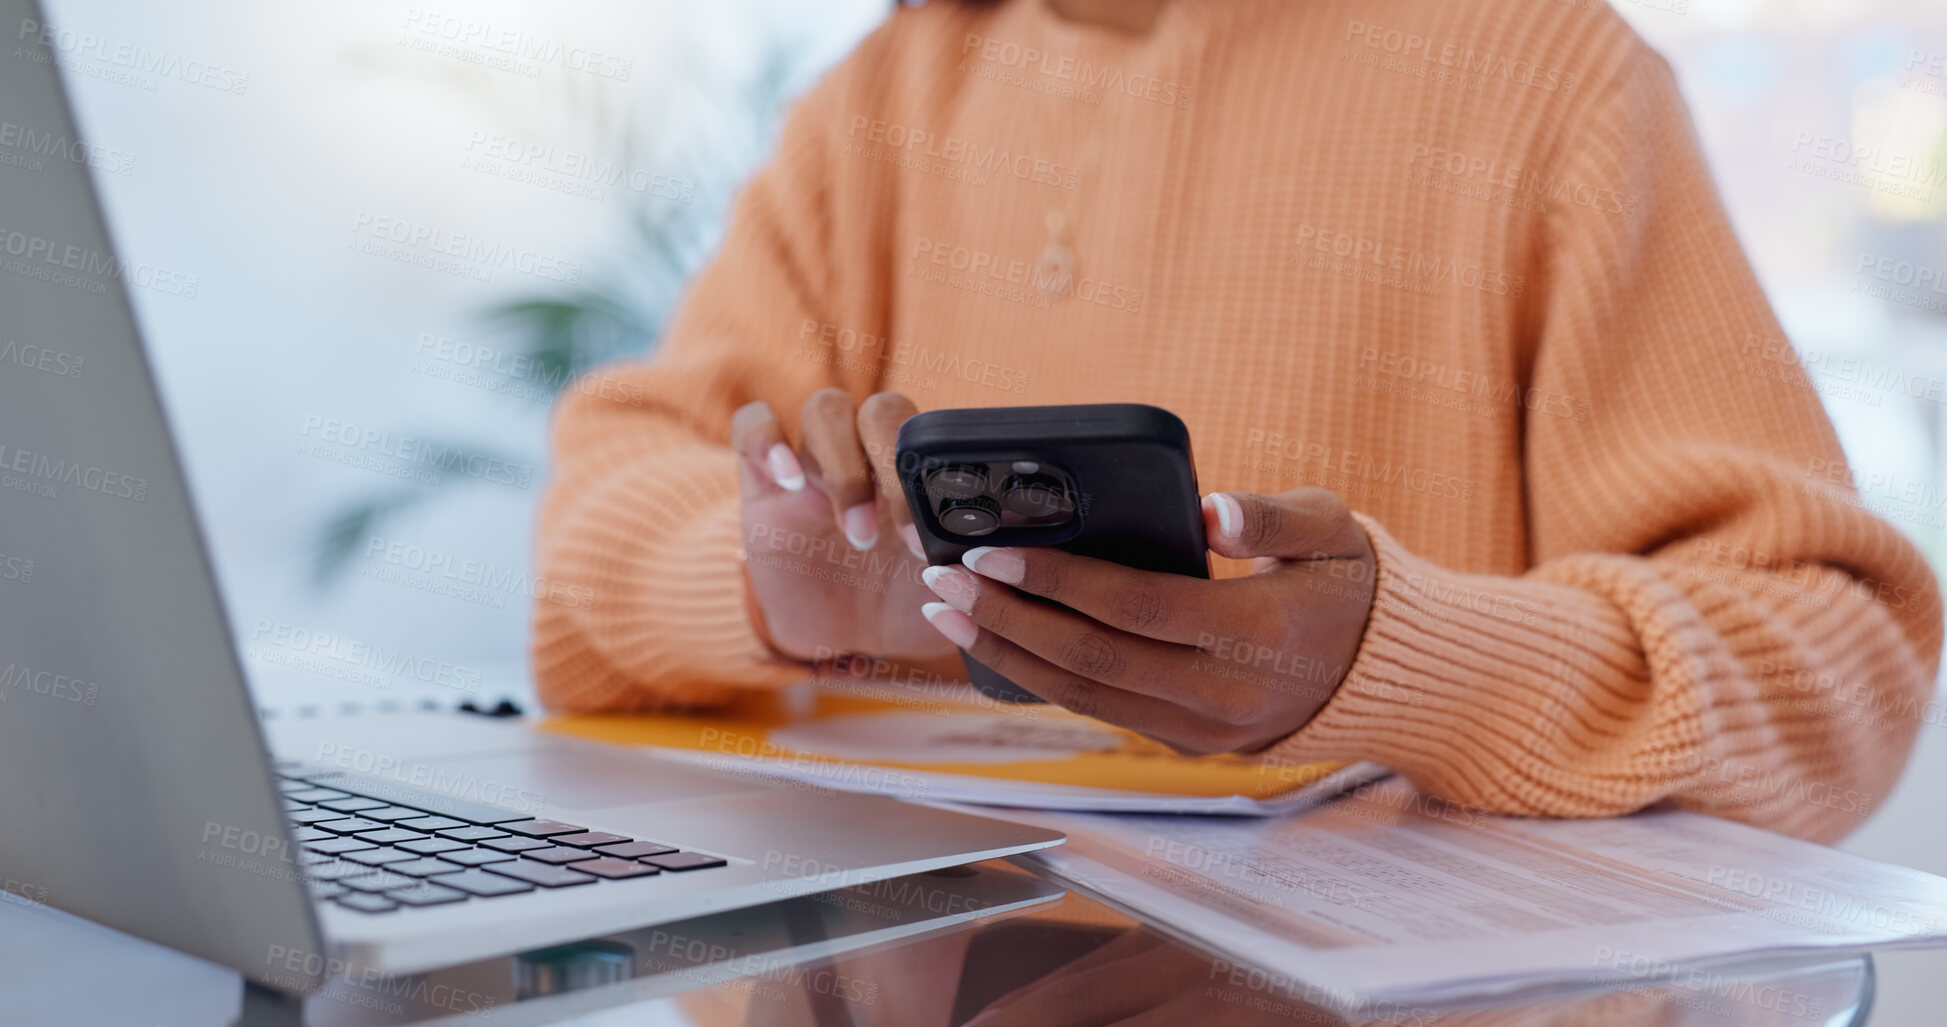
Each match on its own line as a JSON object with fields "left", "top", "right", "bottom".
{"left": 843, "top": 503, "right": 878, "bottom": 550}
{"left": 921, "top": 565, "right": 978, "bottom": 612}
{"left": 766, "top": 444, "right": 805, "bottom": 492}
{"left": 901, "top": 523, "right": 924, "bottom": 559}
{"left": 962, "top": 546, "right": 1025, "bottom": 584}
{"left": 920, "top": 602, "right": 979, "bottom": 648}
{"left": 1209, "top": 492, "right": 1242, "bottom": 540}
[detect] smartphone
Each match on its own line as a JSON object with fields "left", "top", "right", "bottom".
{"left": 896, "top": 403, "right": 1209, "bottom": 703}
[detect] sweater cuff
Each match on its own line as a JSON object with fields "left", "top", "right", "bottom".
{"left": 532, "top": 450, "right": 809, "bottom": 711}
{"left": 1261, "top": 513, "right": 1577, "bottom": 811}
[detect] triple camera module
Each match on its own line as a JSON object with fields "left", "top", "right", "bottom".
{"left": 923, "top": 459, "right": 1077, "bottom": 537}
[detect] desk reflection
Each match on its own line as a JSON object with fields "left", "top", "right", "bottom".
{"left": 700, "top": 863, "right": 1873, "bottom": 1027}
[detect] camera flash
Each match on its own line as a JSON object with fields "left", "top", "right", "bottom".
{"left": 1011, "top": 461, "right": 1039, "bottom": 473}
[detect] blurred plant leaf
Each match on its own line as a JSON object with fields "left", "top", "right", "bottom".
{"left": 310, "top": 437, "right": 542, "bottom": 584}
{"left": 485, "top": 292, "right": 659, "bottom": 391}
{"left": 311, "top": 488, "right": 428, "bottom": 586}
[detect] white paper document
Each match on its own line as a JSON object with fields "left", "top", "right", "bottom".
{"left": 1009, "top": 780, "right": 1947, "bottom": 1015}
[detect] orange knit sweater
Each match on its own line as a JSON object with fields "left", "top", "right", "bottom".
{"left": 533, "top": 0, "right": 1942, "bottom": 842}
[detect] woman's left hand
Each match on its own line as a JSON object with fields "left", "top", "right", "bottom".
{"left": 919, "top": 487, "right": 1376, "bottom": 754}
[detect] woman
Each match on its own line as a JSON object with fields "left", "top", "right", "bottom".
{"left": 533, "top": 0, "right": 1941, "bottom": 843}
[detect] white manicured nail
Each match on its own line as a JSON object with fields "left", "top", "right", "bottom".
{"left": 766, "top": 444, "right": 805, "bottom": 492}
{"left": 921, "top": 602, "right": 979, "bottom": 648}
{"left": 1211, "top": 493, "right": 1242, "bottom": 540}
{"left": 921, "top": 565, "right": 978, "bottom": 612}
{"left": 843, "top": 503, "right": 878, "bottom": 550}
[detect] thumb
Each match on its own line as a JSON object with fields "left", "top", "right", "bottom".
{"left": 1203, "top": 488, "right": 1365, "bottom": 561}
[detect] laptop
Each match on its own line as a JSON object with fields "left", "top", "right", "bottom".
{"left": 0, "top": 0, "right": 1061, "bottom": 1000}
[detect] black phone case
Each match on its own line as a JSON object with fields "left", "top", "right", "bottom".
{"left": 896, "top": 403, "right": 1209, "bottom": 703}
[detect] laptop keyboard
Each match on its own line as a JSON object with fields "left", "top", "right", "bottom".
{"left": 275, "top": 769, "right": 729, "bottom": 914}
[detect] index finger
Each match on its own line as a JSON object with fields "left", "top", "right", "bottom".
{"left": 856, "top": 390, "right": 919, "bottom": 531}
{"left": 958, "top": 545, "right": 1222, "bottom": 647}
{"left": 729, "top": 400, "right": 798, "bottom": 496}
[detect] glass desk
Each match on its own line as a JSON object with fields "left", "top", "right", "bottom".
{"left": 242, "top": 858, "right": 1875, "bottom": 1027}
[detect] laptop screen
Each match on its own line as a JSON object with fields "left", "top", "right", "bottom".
{"left": 0, "top": 0, "right": 324, "bottom": 991}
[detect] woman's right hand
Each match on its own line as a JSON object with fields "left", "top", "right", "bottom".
{"left": 732, "top": 389, "right": 961, "bottom": 669}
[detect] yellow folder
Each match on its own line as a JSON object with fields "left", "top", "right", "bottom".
{"left": 541, "top": 678, "right": 1359, "bottom": 807}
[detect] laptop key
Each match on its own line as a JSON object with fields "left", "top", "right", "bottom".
{"left": 641, "top": 851, "right": 728, "bottom": 872}
{"left": 521, "top": 847, "right": 595, "bottom": 866}
{"left": 360, "top": 806, "right": 432, "bottom": 822}
{"left": 288, "top": 808, "right": 345, "bottom": 824}
{"left": 440, "top": 870, "right": 535, "bottom": 897}
{"left": 442, "top": 848, "right": 516, "bottom": 866}
{"left": 594, "top": 841, "right": 677, "bottom": 860}
{"left": 552, "top": 831, "right": 630, "bottom": 848}
{"left": 571, "top": 858, "right": 659, "bottom": 880}
{"left": 439, "top": 826, "right": 508, "bottom": 843}
{"left": 285, "top": 787, "right": 351, "bottom": 803}
{"left": 340, "top": 871, "right": 420, "bottom": 893}
{"left": 389, "top": 882, "right": 468, "bottom": 907}
{"left": 298, "top": 850, "right": 334, "bottom": 866}
{"left": 308, "top": 882, "right": 348, "bottom": 900}
{"left": 358, "top": 828, "right": 431, "bottom": 846}
{"left": 313, "top": 817, "right": 386, "bottom": 835}
{"left": 343, "top": 847, "right": 419, "bottom": 866}
{"left": 303, "top": 859, "right": 381, "bottom": 881}
{"left": 303, "top": 837, "right": 377, "bottom": 855}
{"left": 317, "top": 797, "right": 387, "bottom": 813}
{"left": 479, "top": 836, "right": 551, "bottom": 853}
{"left": 485, "top": 861, "right": 597, "bottom": 888}
{"left": 386, "top": 858, "right": 465, "bottom": 878}
{"left": 333, "top": 893, "right": 398, "bottom": 913}
{"left": 292, "top": 827, "right": 335, "bottom": 843}
{"left": 397, "top": 816, "right": 466, "bottom": 832}
{"left": 397, "top": 838, "right": 468, "bottom": 856}
{"left": 500, "top": 820, "right": 585, "bottom": 838}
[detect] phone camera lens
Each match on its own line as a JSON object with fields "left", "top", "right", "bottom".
{"left": 926, "top": 464, "right": 989, "bottom": 500}
{"left": 1001, "top": 473, "right": 1072, "bottom": 518}
{"left": 937, "top": 496, "right": 1002, "bottom": 536}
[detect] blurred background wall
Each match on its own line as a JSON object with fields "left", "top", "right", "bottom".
{"left": 46, "top": 0, "right": 888, "bottom": 710}
{"left": 37, "top": 0, "right": 1947, "bottom": 1017}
